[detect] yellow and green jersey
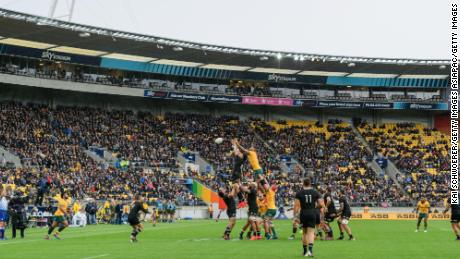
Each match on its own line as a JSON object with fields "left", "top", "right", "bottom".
{"left": 265, "top": 188, "right": 277, "bottom": 210}
{"left": 54, "top": 196, "right": 71, "bottom": 216}
{"left": 417, "top": 201, "right": 430, "bottom": 214}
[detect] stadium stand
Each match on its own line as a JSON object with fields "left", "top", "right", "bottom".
{"left": 253, "top": 120, "right": 408, "bottom": 206}
{"left": 358, "top": 122, "right": 450, "bottom": 206}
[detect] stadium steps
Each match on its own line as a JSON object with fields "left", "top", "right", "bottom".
{"left": 252, "top": 129, "right": 306, "bottom": 175}
{"left": 83, "top": 148, "right": 110, "bottom": 164}
{"left": 350, "top": 124, "right": 406, "bottom": 193}
{"left": 177, "top": 151, "right": 215, "bottom": 174}
{"left": 0, "top": 145, "right": 22, "bottom": 168}
{"left": 350, "top": 124, "right": 374, "bottom": 154}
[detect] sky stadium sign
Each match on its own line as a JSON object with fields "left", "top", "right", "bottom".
{"left": 41, "top": 51, "right": 71, "bottom": 62}
{"left": 267, "top": 74, "right": 296, "bottom": 82}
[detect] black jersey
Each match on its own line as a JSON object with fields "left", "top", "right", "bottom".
{"left": 246, "top": 188, "right": 258, "bottom": 213}
{"left": 232, "top": 154, "right": 247, "bottom": 174}
{"left": 128, "top": 201, "right": 148, "bottom": 219}
{"left": 324, "top": 193, "right": 336, "bottom": 214}
{"left": 295, "top": 188, "right": 322, "bottom": 211}
{"left": 339, "top": 196, "right": 352, "bottom": 216}
{"left": 219, "top": 191, "right": 236, "bottom": 212}
{"left": 448, "top": 198, "right": 460, "bottom": 214}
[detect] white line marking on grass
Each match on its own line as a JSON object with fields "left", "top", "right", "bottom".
{"left": 0, "top": 222, "right": 211, "bottom": 246}
{"left": 0, "top": 240, "right": 39, "bottom": 246}
{"left": 83, "top": 254, "right": 110, "bottom": 259}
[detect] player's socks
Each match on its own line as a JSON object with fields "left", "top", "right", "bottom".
{"left": 239, "top": 231, "right": 244, "bottom": 240}
{"left": 349, "top": 234, "right": 354, "bottom": 240}
{"left": 224, "top": 226, "right": 231, "bottom": 238}
{"left": 265, "top": 232, "right": 271, "bottom": 240}
{"left": 47, "top": 227, "right": 55, "bottom": 235}
{"left": 308, "top": 243, "right": 313, "bottom": 254}
{"left": 271, "top": 227, "right": 278, "bottom": 239}
{"left": 0, "top": 227, "right": 4, "bottom": 239}
{"left": 317, "top": 231, "right": 323, "bottom": 239}
{"left": 57, "top": 226, "right": 66, "bottom": 233}
{"left": 303, "top": 245, "right": 307, "bottom": 255}
{"left": 338, "top": 232, "right": 344, "bottom": 240}
{"left": 293, "top": 227, "right": 297, "bottom": 234}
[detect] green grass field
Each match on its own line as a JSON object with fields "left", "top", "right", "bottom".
{"left": 0, "top": 220, "right": 457, "bottom": 259}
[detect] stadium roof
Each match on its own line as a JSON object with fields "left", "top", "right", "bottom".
{"left": 0, "top": 8, "right": 449, "bottom": 77}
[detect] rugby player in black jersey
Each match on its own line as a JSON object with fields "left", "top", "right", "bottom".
{"left": 238, "top": 182, "right": 262, "bottom": 240}
{"left": 128, "top": 195, "right": 149, "bottom": 243}
{"left": 443, "top": 192, "right": 460, "bottom": 241}
{"left": 294, "top": 177, "right": 324, "bottom": 257}
{"left": 323, "top": 187, "right": 337, "bottom": 240}
{"left": 218, "top": 184, "right": 238, "bottom": 240}
{"left": 337, "top": 190, "right": 355, "bottom": 240}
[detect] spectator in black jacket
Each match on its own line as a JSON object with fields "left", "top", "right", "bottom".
{"left": 8, "top": 191, "right": 28, "bottom": 239}
{"left": 85, "top": 200, "right": 98, "bottom": 225}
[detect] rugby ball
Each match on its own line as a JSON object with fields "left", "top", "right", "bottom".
{"left": 214, "top": 137, "right": 224, "bottom": 144}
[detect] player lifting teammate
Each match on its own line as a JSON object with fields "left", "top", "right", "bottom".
{"left": 128, "top": 195, "right": 149, "bottom": 242}
{"left": 294, "top": 177, "right": 324, "bottom": 257}
{"left": 323, "top": 187, "right": 337, "bottom": 240}
{"left": 443, "top": 192, "right": 460, "bottom": 240}
{"left": 415, "top": 197, "right": 430, "bottom": 232}
{"left": 260, "top": 176, "right": 278, "bottom": 240}
{"left": 238, "top": 182, "right": 262, "bottom": 240}
{"left": 337, "top": 190, "right": 354, "bottom": 240}
{"left": 218, "top": 184, "right": 238, "bottom": 240}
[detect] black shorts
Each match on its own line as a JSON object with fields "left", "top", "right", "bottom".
{"left": 248, "top": 210, "right": 259, "bottom": 219}
{"left": 451, "top": 213, "right": 460, "bottom": 223}
{"left": 342, "top": 212, "right": 351, "bottom": 219}
{"left": 300, "top": 210, "right": 317, "bottom": 228}
{"left": 227, "top": 210, "right": 236, "bottom": 218}
{"left": 128, "top": 217, "right": 140, "bottom": 226}
{"left": 325, "top": 213, "right": 337, "bottom": 222}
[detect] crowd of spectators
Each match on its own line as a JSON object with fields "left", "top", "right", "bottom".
{"left": 0, "top": 102, "right": 198, "bottom": 205}
{"left": 1, "top": 101, "right": 447, "bottom": 208}
{"left": 358, "top": 122, "right": 450, "bottom": 206}
{"left": 253, "top": 119, "right": 407, "bottom": 207}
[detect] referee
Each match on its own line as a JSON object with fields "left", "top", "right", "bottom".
{"left": 294, "top": 177, "right": 324, "bottom": 257}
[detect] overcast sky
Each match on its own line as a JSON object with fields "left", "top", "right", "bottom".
{"left": 0, "top": 0, "right": 451, "bottom": 59}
